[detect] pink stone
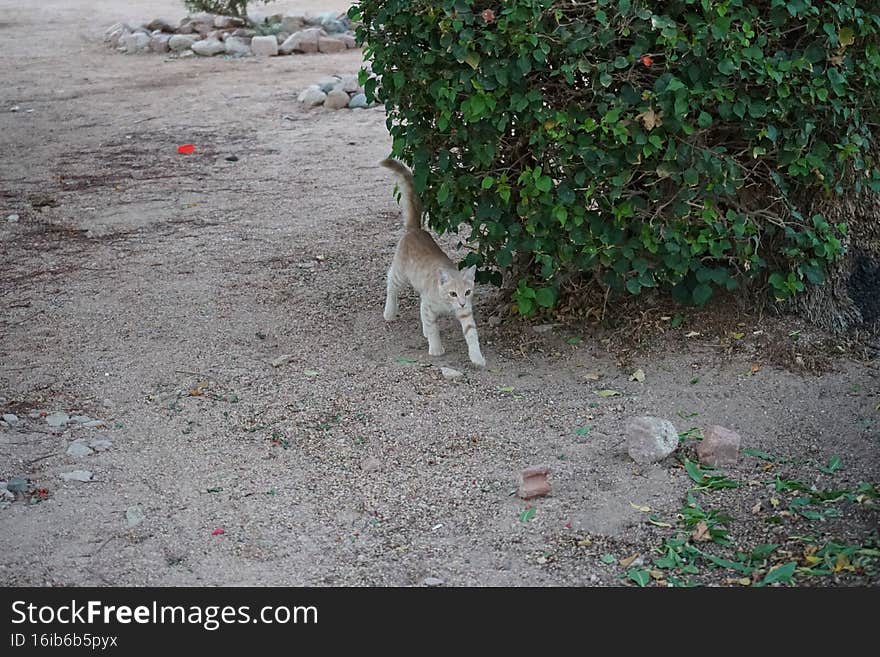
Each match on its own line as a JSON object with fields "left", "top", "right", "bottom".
{"left": 518, "top": 466, "right": 551, "bottom": 499}
{"left": 696, "top": 425, "right": 742, "bottom": 466}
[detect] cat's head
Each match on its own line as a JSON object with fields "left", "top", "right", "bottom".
{"left": 438, "top": 265, "right": 477, "bottom": 310}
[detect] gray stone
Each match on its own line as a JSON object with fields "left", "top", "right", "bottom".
{"left": 626, "top": 416, "right": 679, "bottom": 464}
{"left": 315, "top": 12, "right": 350, "bottom": 34}
{"left": 6, "top": 476, "right": 28, "bottom": 493}
{"left": 149, "top": 32, "right": 171, "bottom": 53}
{"left": 423, "top": 576, "right": 445, "bottom": 587}
{"left": 440, "top": 366, "right": 463, "bottom": 381}
{"left": 89, "top": 438, "right": 113, "bottom": 452}
{"left": 316, "top": 76, "right": 341, "bottom": 92}
{"left": 2, "top": 413, "right": 18, "bottom": 425}
{"left": 278, "top": 33, "right": 301, "bottom": 55}
{"left": 60, "top": 470, "right": 93, "bottom": 483}
{"left": 230, "top": 28, "right": 256, "bottom": 38}
{"left": 145, "top": 18, "right": 176, "bottom": 33}
{"left": 339, "top": 33, "right": 357, "bottom": 49}
{"left": 126, "top": 505, "right": 145, "bottom": 528}
{"left": 122, "top": 32, "right": 151, "bottom": 54}
{"left": 168, "top": 34, "right": 200, "bottom": 52}
{"left": 324, "top": 89, "right": 350, "bottom": 110}
{"left": 224, "top": 36, "right": 251, "bottom": 56}
{"left": 250, "top": 35, "right": 279, "bottom": 57}
{"left": 28, "top": 410, "right": 42, "bottom": 419}
{"left": 6, "top": 214, "right": 20, "bottom": 222}
{"left": 275, "top": 32, "right": 291, "bottom": 45}
{"left": 297, "top": 87, "right": 327, "bottom": 106}
{"left": 348, "top": 93, "right": 369, "bottom": 109}
{"left": 66, "top": 440, "right": 93, "bottom": 458}
{"left": 46, "top": 411, "right": 69, "bottom": 428}
{"left": 271, "top": 354, "right": 293, "bottom": 367}
{"left": 83, "top": 420, "right": 106, "bottom": 428}
{"left": 318, "top": 37, "right": 346, "bottom": 54}
{"left": 696, "top": 425, "right": 742, "bottom": 466}
{"left": 281, "top": 15, "right": 306, "bottom": 33}
{"left": 192, "top": 39, "right": 226, "bottom": 56}
{"left": 285, "top": 28, "right": 323, "bottom": 54}
{"left": 71, "top": 415, "right": 93, "bottom": 424}
{"left": 340, "top": 75, "right": 360, "bottom": 93}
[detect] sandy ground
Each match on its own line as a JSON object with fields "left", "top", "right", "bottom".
{"left": 0, "top": 0, "right": 877, "bottom": 587}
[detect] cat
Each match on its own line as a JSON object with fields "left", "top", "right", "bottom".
{"left": 379, "top": 158, "right": 487, "bottom": 367}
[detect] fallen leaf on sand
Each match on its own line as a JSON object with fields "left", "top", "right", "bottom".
{"left": 619, "top": 553, "right": 640, "bottom": 568}
{"left": 594, "top": 389, "right": 620, "bottom": 397}
{"left": 691, "top": 521, "right": 711, "bottom": 542}
{"left": 629, "top": 502, "right": 651, "bottom": 513}
{"left": 630, "top": 368, "right": 646, "bottom": 382}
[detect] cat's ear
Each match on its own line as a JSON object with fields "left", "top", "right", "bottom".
{"left": 462, "top": 265, "right": 477, "bottom": 282}
{"left": 438, "top": 270, "right": 450, "bottom": 286}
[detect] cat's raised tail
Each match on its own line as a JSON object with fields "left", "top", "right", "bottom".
{"left": 380, "top": 158, "right": 422, "bottom": 231}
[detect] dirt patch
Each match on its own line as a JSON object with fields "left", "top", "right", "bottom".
{"left": 0, "top": 0, "right": 877, "bottom": 588}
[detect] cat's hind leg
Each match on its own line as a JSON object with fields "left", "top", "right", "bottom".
{"left": 420, "top": 299, "right": 445, "bottom": 356}
{"left": 383, "top": 266, "right": 401, "bottom": 321}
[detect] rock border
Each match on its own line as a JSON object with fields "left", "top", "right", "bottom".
{"left": 105, "top": 11, "right": 359, "bottom": 58}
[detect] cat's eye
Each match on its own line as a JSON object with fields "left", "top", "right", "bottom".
{"left": 450, "top": 291, "right": 457, "bottom": 297}
{"left": 465, "top": 290, "right": 472, "bottom": 296}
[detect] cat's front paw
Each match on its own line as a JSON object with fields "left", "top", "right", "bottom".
{"left": 469, "top": 353, "right": 486, "bottom": 368}
{"left": 383, "top": 310, "right": 396, "bottom": 321}
{"left": 428, "top": 344, "right": 446, "bottom": 356}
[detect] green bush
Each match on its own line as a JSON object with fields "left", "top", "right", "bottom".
{"left": 183, "top": 0, "right": 268, "bottom": 18}
{"left": 352, "top": 0, "right": 880, "bottom": 314}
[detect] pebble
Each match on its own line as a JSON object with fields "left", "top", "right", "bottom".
{"left": 440, "top": 366, "right": 463, "bottom": 381}
{"left": 149, "top": 33, "right": 171, "bottom": 53}
{"left": 126, "top": 505, "right": 146, "bottom": 528}
{"left": 423, "top": 577, "right": 445, "bottom": 587}
{"left": 83, "top": 420, "right": 106, "bottom": 428}
{"left": 2, "top": 413, "right": 18, "bottom": 425}
{"left": 348, "top": 93, "right": 369, "bottom": 109}
{"left": 271, "top": 354, "right": 293, "bottom": 368}
{"left": 45, "top": 411, "right": 70, "bottom": 428}
{"left": 89, "top": 438, "right": 113, "bottom": 452}
{"left": 6, "top": 214, "right": 19, "bottom": 222}
{"left": 250, "top": 35, "right": 279, "bottom": 57}
{"left": 70, "top": 415, "right": 93, "bottom": 424}
{"left": 66, "top": 440, "right": 94, "bottom": 458}
{"left": 626, "top": 416, "right": 679, "bottom": 464}
{"left": 60, "top": 470, "right": 93, "bottom": 483}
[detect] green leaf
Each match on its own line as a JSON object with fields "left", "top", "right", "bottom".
{"left": 535, "top": 287, "right": 556, "bottom": 308}
{"left": 519, "top": 508, "right": 536, "bottom": 523}
{"left": 601, "top": 553, "right": 616, "bottom": 564}
{"left": 535, "top": 175, "right": 553, "bottom": 193}
{"left": 758, "top": 562, "right": 796, "bottom": 586}
{"left": 594, "top": 389, "right": 621, "bottom": 398}
{"left": 692, "top": 284, "right": 713, "bottom": 306}
{"left": 481, "top": 176, "right": 495, "bottom": 190}
{"left": 819, "top": 455, "right": 843, "bottom": 474}
{"left": 627, "top": 569, "right": 650, "bottom": 587}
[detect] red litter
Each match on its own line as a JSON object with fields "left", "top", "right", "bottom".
{"left": 177, "top": 144, "right": 195, "bottom": 154}
{"left": 211, "top": 528, "right": 225, "bottom": 536}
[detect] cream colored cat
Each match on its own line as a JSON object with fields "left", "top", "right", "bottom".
{"left": 380, "top": 158, "right": 486, "bottom": 367}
